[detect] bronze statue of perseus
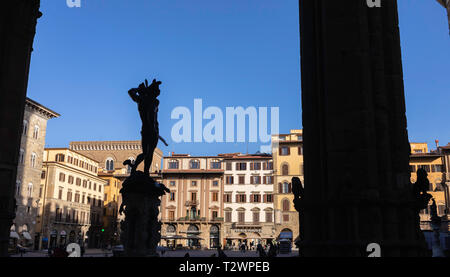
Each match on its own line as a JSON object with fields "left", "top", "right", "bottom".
{"left": 124, "top": 78, "right": 168, "bottom": 175}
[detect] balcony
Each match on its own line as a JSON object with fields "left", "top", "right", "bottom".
{"left": 177, "top": 216, "right": 206, "bottom": 222}
{"left": 185, "top": 200, "right": 198, "bottom": 206}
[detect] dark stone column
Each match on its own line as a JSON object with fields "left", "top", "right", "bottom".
{"left": 0, "top": 0, "right": 41, "bottom": 257}
{"left": 298, "top": 0, "right": 429, "bottom": 256}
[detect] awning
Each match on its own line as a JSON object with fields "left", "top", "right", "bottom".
{"left": 10, "top": 231, "right": 20, "bottom": 239}
{"left": 22, "top": 232, "right": 32, "bottom": 240}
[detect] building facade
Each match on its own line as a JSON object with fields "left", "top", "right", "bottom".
{"left": 38, "top": 148, "right": 107, "bottom": 249}
{"left": 271, "top": 129, "right": 302, "bottom": 247}
{"left": 160, "top": 154, "right": 224, "bottom": 249}
{"left": 11, "top": 98, "right": 59, "bottom": 250}
{"left": 410, "top": 143, "right": 447, "bottom": 230}
{"left": 437, "top": 142, "right": 450, "bottom": 215}
{"left": 222, "top": 153, "right": 275, "bottom": 249}
{"left": 68, "top": 140, "right": 163, "bottom": 244}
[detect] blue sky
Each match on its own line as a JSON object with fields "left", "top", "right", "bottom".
{"left": 28, "top": 0, "right": 449, "bottom": 156}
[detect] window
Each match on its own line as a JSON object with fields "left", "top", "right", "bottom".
{"left": 82, "top": 193, "right": 86, "bottom": 204}
{"left": 106, "top": 158, "right": 114, "bottom": 171}
{"left": 19, "top": 149, "right": 25, "bottom": 165}
{"left": 418, "top": 164, "right": 431, "bottom": 173}
{"left": 30, "top": 153, "right": 37, "bottom": 168}
{"left": 431, "top": 165, "right": 444, "bottom": 172}
{"left": 55, "top": 154, "right": 65, "bottom": 162}
{"left": 282, "top": 164, "right": 289, "bottom": 175}
{"left": 250, "top": 162, "right": 261, "bottom": 170}
{"left": 126, "top": 157, "right": 135, "bottom": 173}
{"left": 226, "top": 162, "right": 232, "bottom": 170}
{"left": 238, "top": 176, "right": 245, "bottom": 184}
{"left": 58, "top": 187, "right": 63, "bottom": 200}
{"left": 282, "top": 199, "right": 290, "bottom": 212}
{"left": 225, "top": 176, "right": 234, "bottom": 184}
{"left": 265, "top": 211, "right": 273, "bottom": 223}
{"left": 169, "top": 181, "right": 176, "bottom": 186}
{"left": 212, "top": 180, "right": 219, "bottom": 187}
{"left": 210, "top": 159, "right": 221, "bottom": 169}
{"left": 224, "top": 194, "right": 232, "bottom": 203}
{"left": 83, "top": 180, "right": 87, "bottom": 188}
{"left": 263, "top": 161, "right": 273, "bottom": 170}
{"left": 283, "top": 214, "right": 290, "bottom": 222}
{"left": 169, "top": 192, "right": 176, "bottom": 201}
{"left": 27, "top": 183, "right": 33, "bottom": 197}
{"left": 15, "top": 181, "right": 21, "bottom": 196}
{"left": 22, "top": 120, "right": 28, "bottom": 135}
{"left": 280, "top": 146, "right": 290, "bottom": 156}
{"left": 253, "top": 212, "right": 260, "bottom": 223}
{"left": 212, "top": 211, "right": 218, "bottom": 220}
{"left": 33, "top": 125, "right": 39, "bottom": 139}
{"left": 236, "top": 194, "right": 246, "bottom": 203}
{"left": 74, "top": 192, "right": 80, "bottom": 203}
{"left": 73, "top": 158, "right": 78, "bottom": 166}
{"left": 99, "top": 185, "right": 102, "bottom": 192}
{"left": 251, "top": 176, "right": 261, "bottom": 184}
{"left": 191, "top": 181, "right": 197, "bottom": 187}
{"left": 59, "top": 173, "right": 65, "bottom": 182}
{"left": 236, "top": 163, "right": 247, "bottom": 171}
{"left": 191, "top": 192, "right": 197, "bottom": 201}
{"left": 279, "top": 182, "right": 291, "bottom": 194}
{"left": 238, "top": 212, "right": 245, "bottom": 223}
{"left": 67, "top": 190, "right": 72, "bottom": 202}
{"left": 212, "top": 192, "right": 219, "bottom": 202}
{"left": 93, "top": 183, "right": 97, "bottom": 191}
{"left": 41, "top": 170, "right": 46, "bottom": 179}
{"left": 252, "top": 194, "right": 261, "bottom": 203}
{"left": 190, "top": 159, "right": 200, "bottom": 169}
{"left": 225, "top": 211, "right": 232, "bottom": 222}
{"left": 76, "top": 178, "right": 81, "bottom": 186}
{"left": 168, "top": 160, "right": 179, "bottom": 169}
{"left": 265, "top": 176, "right": 274, "bottom": 184}
{"left": 265, "top": 194, "right": 274, "bottom": 203}
{"left": 39, "top": 185, "right": 43, "bottom": 198}
{"left": 168, "top": 211, "right": 175, "bottom": 221}
{"left": 298, "top": 146, "right": 303, "bottom": 155}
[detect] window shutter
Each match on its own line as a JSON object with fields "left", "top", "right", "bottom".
{"left": 250, "top": 176, "right": 253, "bottom": 184}
{"left": 279, "top": 147, "right": 282, "bottom": 155}
{"left": 263, "top": 176, "right": 266, "bottom": 184}
{"left": 250, "top": 194, "right": 254, "bottom": 203}
{"left": 236, "top": 195, "right": 239, "bottom": 203}
{"left": 250, "top": 163, "right": 254, "bottom": 170}
{"left": 288, "top": 183, "right": 292, "bottom": 193}
{"left": 263, "top": 194, "right": 267, "bottom": 203}
{"left": 263, "top": 162, "right": 266, "bottom": 170}
{"left": 278, "top": 183, "right": 282, "bottom": 194}
{"left": 287, "top": 147, "right": 290, "bottom": 155}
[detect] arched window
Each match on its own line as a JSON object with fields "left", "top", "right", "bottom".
{"left": 33, "top": 125, "right": 39, "bottom": 139}
{"left": 22, "top": 120, "right": 28, "bottom": 136}
{"left": 190, "top": 159, "right": 200, "bottom": 169}
{"left": 168, "top": 160, "right": 179, "bottom": 169}
{"left": 210, "top": 159, "right": 221, "bottom": 169}
{"left": 30, "top": 153, "right": 37, "bottom": 168}
{"left": 167, "top": 225, "right": 176, "bottom": 235}
{"left": 27, "top": 183, "right": 33, "bottom": 197}
{"left": 279, "top": 181, "right": 291, "bottom": 194}
{"left": 126, "top": 157, "right": 135, "bottom": 173}
{"left": 281, "top": 163, "right": 289, "bottom": 175}
{"left": 16, "top": 180, "right": 21, "bottom": 196}
{"left": 282, "top": 199, "right": 290, "bottom": 212}
{"left": 105, "top": 158, "right": 114, "bottom": 171}
{"left": 19, "top": 149, "right": 25, "bottom": 164}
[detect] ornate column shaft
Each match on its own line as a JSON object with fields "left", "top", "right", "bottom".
{"left": 298, "top": 0, "right": 428, "bottom": 256}
{"left": 0, "top": 0, "right": 41, "bottom": 257}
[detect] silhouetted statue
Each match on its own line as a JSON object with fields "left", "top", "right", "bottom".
{"left": 413, "top": 168, "right": 433, "bottom": 210}
{"left": 125, "top": 78, "right": 168, "bottom": 176}
{"left": 119, "top": 78, "right": 170, "bottom": 257}
{"left": 292, "top": 177, "right": 304, "bottom": 212}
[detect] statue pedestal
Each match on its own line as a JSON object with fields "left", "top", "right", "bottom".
{"left": 119, "top": 171, "right": 169, "bottom": 257}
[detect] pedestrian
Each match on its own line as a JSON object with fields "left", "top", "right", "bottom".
{"left": 184, "top": 252, "right": 190, "bottom": 258}
{"left": 267, "top": 241, "right": 277, "bottom": 257}
{"left": 257, "top": 243, "right": 267, "bottom": 257}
